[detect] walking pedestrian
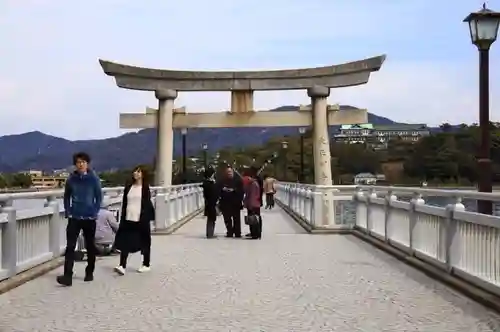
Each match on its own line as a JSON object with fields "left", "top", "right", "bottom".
{"left": 263, "top": 175, "right": 276, "bottom": 209}
{"left": 57, "top": 152, "right": 102, "bottom": 287}
{"left": 113, "top": 165, "right": 155, "bottom": 275}
{"left": 202, "top": 167, "right": 219, "bottom": 238}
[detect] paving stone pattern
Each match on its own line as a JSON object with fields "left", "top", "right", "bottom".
{"left": 0, "top": 207, "right": 499, "bottom": 331}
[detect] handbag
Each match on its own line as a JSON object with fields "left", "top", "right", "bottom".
{"left": 245, "top": 214, "right": 260, "bottom": 226}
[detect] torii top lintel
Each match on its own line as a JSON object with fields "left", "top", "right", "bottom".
{"left": 98, "top": 55, "right": 386, "bottom": 92}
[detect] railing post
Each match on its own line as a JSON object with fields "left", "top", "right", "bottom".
{"left": 298, "top": 187, "right": 306, "bottom": 217}
{"left": 167, "top": 187, "right": 176, "bottom": 226}
{"left": 1, "top": 200, "right": 17, "bottom": 277}
{"left": 384, "top": 191, "right": 397, "bottom": 242}
{"left": 352, "top": 188, "right": 363, "bottom": 228}
{"left": 47, "top": 196, "right": 62, "bottom": 257}
{"left": 366, "top": 189, "right": 377, "bottom": 234}
{"left": 329, "top": 188, "right": 339, "bottom": 226}
{"left": 154, "top": 187, "right": 167, "bottom": 230}
{"left": 173, "top": 188, "right": 181, "bottom": 221}
{"left": 184, "top": 186, "right": 190, "bottom": 215}
{"left": 312, "top": 188, "right": 323, "bottom": 227}
{"left": 409, "top": 192, "right": 424, "bottom": 255}
{"left": 444, "top": 196, "right": 465, "bottom": 272}
{"left": 305, "top": 187, "right": 312, "bottom": 222}
{"left": 197, "top": 185, "right": 203, "bottom": 210}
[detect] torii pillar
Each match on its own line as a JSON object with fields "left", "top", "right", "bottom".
{"left": 155, "top": 89, "right": 177, "bottom": 186}
{"left": 308, "top": 86, "right": 334, "bottom": 226}
{"left": 308, "top": 86, "right": 333, "bottom": 186}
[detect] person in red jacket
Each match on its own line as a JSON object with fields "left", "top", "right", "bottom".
{"left": 243, "top": 167, "right": 262, "bottom": 239}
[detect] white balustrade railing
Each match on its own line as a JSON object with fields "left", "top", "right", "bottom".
{"left": 276, "top": 182, "right": 500, "bottom": 297}
{"left": 354, "top": 186, "right": 500, "bottom": 297}
{"left": 0, "top": 183, "right": 202, "bottom": 281}
{"left": 275, "top": 182, "right": 357, "bottom": 229}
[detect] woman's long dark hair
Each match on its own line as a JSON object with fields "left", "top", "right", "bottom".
{"left": 129, "top": 164, "right": 151, "bottom": 187}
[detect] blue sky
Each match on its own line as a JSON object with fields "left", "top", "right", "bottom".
{"left": 1, "top": 0, "right": 499, "bottom": 139}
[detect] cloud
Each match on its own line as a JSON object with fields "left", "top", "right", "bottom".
{"left": 0, "top": 0, "right": 499, "bottom": 139}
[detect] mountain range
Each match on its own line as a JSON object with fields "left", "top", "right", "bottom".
{"left": 0, "top": 105, "right": 428, "bottom": 172}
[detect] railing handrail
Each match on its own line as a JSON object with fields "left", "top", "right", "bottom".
{"left": 0, "top": 183, "right": 202, "bottom": 202}
{"left": 277, "top": 182, "right": 500, "bottom": 202}
{"left": 358, "top": 185, "right": 500, "bottom": 201}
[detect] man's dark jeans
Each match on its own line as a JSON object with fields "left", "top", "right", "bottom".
{"left": 63, "top": 218, "right": 97, "bottom": 277}
{"left": 265, "top": 193, "right": 275, "bottom": 208}
{"left": 222, "top": 208, "right": 242, "bottom": 237}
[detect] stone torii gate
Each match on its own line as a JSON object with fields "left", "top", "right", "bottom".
{"left": 99, "top": 55, "right": 385, "bottom": 189}
{"left": 99, "top": 56, "right": 386, "bottom": 226}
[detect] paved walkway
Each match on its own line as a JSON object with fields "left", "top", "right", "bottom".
{"left": 0, "top": 207, "right": 499, "bottom": 331}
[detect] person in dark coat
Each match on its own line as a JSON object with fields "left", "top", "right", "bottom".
{"left": 202, "top": 167, "right": 219, "bottom": 238}
{"left": 217, "top": 166, "right": 244, "bottom": 238}
{"left": 256, "top": 174, "right": 264, "bottom": 206}
{"left": 114, "top": 165, "right": 155, "bottom": 276}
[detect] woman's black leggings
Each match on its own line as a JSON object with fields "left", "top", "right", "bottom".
{"left": 120, "top": 246, "right": 150, "bottom": 268}
{"left": 119, "top": 221, "right": 151, "bottom": 268}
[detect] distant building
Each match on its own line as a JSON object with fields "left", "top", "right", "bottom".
{"left": 334, "top": 123, "right": 430, "bottom": 149}
{"left": 26, "top": 170, "right": 67, "bottom": 189}
{"left": 354, "top": 173, "right": 378, "bottom": 185}
{"left": 52, "top": 169, "right": 70, "bottom": 178}
{"left": 31, "top": 176, "right": 66, "bottom": 189}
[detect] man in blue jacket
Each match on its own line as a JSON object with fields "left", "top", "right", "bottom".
{"left": 57, "top": 152, "right": 102, "bottom": 287}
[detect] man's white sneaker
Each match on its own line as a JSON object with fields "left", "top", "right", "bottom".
{"left": 114, "top": 266, "right": 126, "bottom": 275}
{"left": 137, "top": 265, "right": 150, "bottom": 273}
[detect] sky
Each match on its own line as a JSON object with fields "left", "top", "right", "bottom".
{"left": 1, "top": 0, "right": 500, "bottom": 140}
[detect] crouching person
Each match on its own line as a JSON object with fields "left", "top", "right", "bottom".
{"left": 95, "top": 201, "right": 119, "bottom": 256}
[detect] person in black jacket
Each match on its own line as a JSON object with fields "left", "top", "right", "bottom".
{"left": 256, "top": 174, "right": 264, "bottom": 206}
{"left": 202, "top": 167, "right": 219, "bottom": 238}
{"left": 217, "top": 166, "right": 244, "bottom": 238}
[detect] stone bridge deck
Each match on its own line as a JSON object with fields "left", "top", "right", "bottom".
{"left": 1, "top": 208, "right": 499, "bottom": 331}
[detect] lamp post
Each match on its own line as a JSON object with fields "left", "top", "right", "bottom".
{"left": 299, "top": 128, "right": 306, "bottom": 183}
{"left": 215, "top": 152, "right": 220, "bottom": 168}
{"left": 202, "top": 143, "right": 208, "bottom": 170}
{"left": 181, "top": 128, "right": 187, "bottom": 183}
{"left": 464, "top": 3, "right": 500, "bottom": 215}
{"left": 282, "top": 141, "right": 288, "bottom": 181}
{"left": 271, "top": 152, "right": 278, "bottom": 178}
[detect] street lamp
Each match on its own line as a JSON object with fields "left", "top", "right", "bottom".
{"left": 464, "top": 3, "right": 500, "bottom": 215}
{"left": 298, "top": 127, "right": 306, "bottom": 183}
{"left": 202, "top": 143, "right": 208, "bottom": 169}
{"left": 181, "top": 128, "right": 187, "bottom": 183}
{"left": 282, "top": 141, "right": 288, "bottom": 181}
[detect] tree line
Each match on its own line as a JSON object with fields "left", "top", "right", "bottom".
{"left": 3, "top": 122, "right": 499, "bottom": 188}
{"left": 100, "top": 122, "right": 500, "bottom": 186}
{"left": 0, "top": 173, "right": 32, "bottom": 189}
